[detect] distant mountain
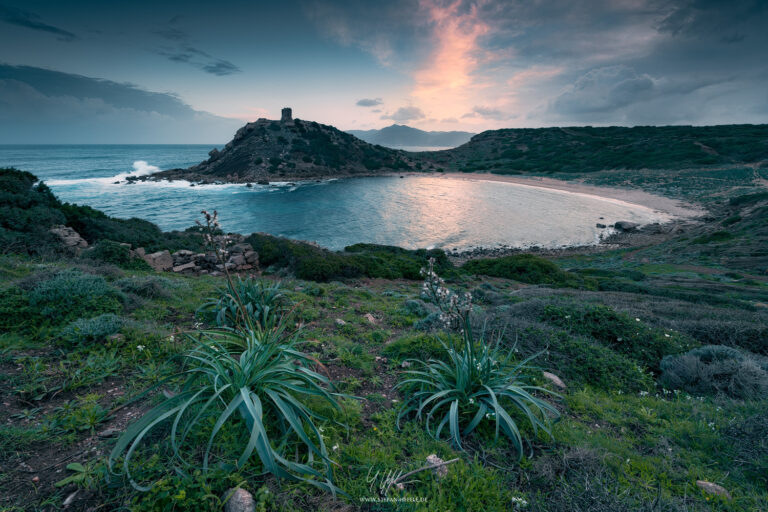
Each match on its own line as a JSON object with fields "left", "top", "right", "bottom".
{"left": 348, "top": 124, "right": 474, "bottom": 148}
{"left": 149, "top": 109, "right": 424, "bottom": 183}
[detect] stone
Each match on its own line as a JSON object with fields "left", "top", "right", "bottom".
{"left": 542, "top": 371, "right": 566, "bottom": 390}
{"left": 172, "top": 249, "right": 195, "bottom": 263}
{"left": 223, "top": 488, "right": 256, "bottom": 512}
{"left": 49, "top": 225, "right": 88, "bottom": 249}
{"left": 228, "top": 253, "right": 247, "bottom": 266}
{"left": 335, "top": 318, "right": 347, "bottom": 326}
{"left": 172, "top": 262, "right": 197, "bottom": 273}
{"left": 107, "top": 333, "right": 125, "bottom": 343}
{"left": 614, "top": 221, "right": 639, "bottom": 232}
{"left": 244, "top": 250, "right": 259, "bottom": 265}
{"left": 134, "top": 247, "right": 146, "bottom": 257}
{"left": 230, "top": 243, "right": 254, "bottom": 254}
{"left": 364, "top": 313, "right": 378, "bottom": 325}
{"left": 696, "top": 480, "right": 731, "bottom": 499}
{"left": 143, "top": 250, "right": 173, "bottom": 271}
{"left": 426, "top": 454, "right": 449, "bottom": 478}
{"left": 596, "top": 223, "right": 607, "bottom": 228}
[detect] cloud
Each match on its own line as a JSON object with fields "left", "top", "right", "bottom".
{"left": 153, "top": 26, "right": 240, "bottom": 76}
{"left": 0, "top": 4, "right": 77, "bottom": 41}
{"left": 0, "top": 64, "right": 240, "bottom": 143}
{"left": 552, "top": 65, "right": 655, "bottom": 115}
{"left": 356, "top": 97, "right": 383, "bottom": 107}
{"left": 382, "top": 106, "right": 425, "bottom": 122}
{"left": 462, "top": 105, "right": 513, "bottom": 120}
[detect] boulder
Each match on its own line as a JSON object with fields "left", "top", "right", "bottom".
{"left": 542, "top": 371, "right": 566, "bottom": 390}
{"left": 172, "top": 250, "right": 195, "bottom": 264}
{"left": 244, "top": 250, "right": 259, "bottom": 266}
{"left": 228, "top": 253, "right": 247, "bottom": 267}
{"left": 696, "top": 480, "right": 731, "bottom": 499}
{"left": 143, "top": 250, "right": 173, "bottom": 271}
{"left": 223, "top": 488, "right": 256, "bottom": 512}
{"left": 172, "top": 262, "right": 197, "bottom": 273}
{"left": 49, "top": 225, "right": 88, "bottom": 249}
{"left": 614, "top": 221, "right": 639, "bottom": 232}
{"left": 230, "top": 243, "right": 254, "bottom": 254}
{"left": 596, "top": 223, "right": 607, "bottom": 229}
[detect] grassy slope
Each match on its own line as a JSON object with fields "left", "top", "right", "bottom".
{"left": 1, "top": 160, "right": 767, "bottom": 510}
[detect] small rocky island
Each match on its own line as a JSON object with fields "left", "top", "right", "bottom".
{"left": 147, "top": 108, "right": 425, "bottom": 183}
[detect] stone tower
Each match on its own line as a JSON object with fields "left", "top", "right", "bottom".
{"left": 281, "top": 107, "right": 293, "bottom": 123}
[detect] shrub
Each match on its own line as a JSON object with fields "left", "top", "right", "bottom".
{"left": 59, "top": 314, "right": 124, "bottom": 345}
{"left": 111, "top": 286, "right": 343, "bottom": 494}
{"left": 197, "top": 278, "right": 289, "bottom": 330}
{"left": 116, "top": 276, "right": 185, "bottom": 299}
{"left": 396, "top": 262, "right": 560, "bottom": 456}
{"left": 403, "top": 298, "right": 432, "bottom": 317}
{"left": 86, "top": 240, "right": 152, "bottom": 270}
{"left": 692, "top": 231, "right": 735, "bottom": 244}
{"left": 382, "top": 333, "right": 455, "bottom": 361}
{"left": 512, "top": 326, "right": 654, "bottom": 393}
{"left": 541, "top": 303, "right": 696, "bottom": 372}
{"left": 0, "top": 286, "right": 38, "bottom": 332}
{"left": 659, "top": 345, "right": 768, "bottom": 399}
{"left": 28, "top": 270, "right": 124, "bottom": 325}
{"left": 463, "top": 254, "right": 597, "bottom": 290}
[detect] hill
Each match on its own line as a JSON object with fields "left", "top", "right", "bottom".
{"left": 424, "top": 124, "right": 768, "bottom": 173}
{"left": 348, "top": 124, "right": 474, "bottom": 148}
{"left": 149, "top": 109, "right": 421, "bottom": 183}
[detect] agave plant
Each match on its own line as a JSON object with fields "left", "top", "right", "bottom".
{"left": 396, "top": 258, "right": 560, "bottom": 457}
{"left": 109, "top": 327, "right": 343, "bottom": 493}
{"left": 198, "top": 277, "right": 288, "bottom": 331}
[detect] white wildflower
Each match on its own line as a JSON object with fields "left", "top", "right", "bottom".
{"left": 136, "top": 345, "right": 145, "bottom": 352}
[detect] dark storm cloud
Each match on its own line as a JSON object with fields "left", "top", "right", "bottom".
{"left": 0, "top": 4, "right": 77, "bottom": 41}
{"left": 153, "top": 25, "right": 241, "bottom": 76}
{"left": 356, "top": 98, "right": 383, "bottom": 107}
{"left": 0, "top": 63, "right": 239, "bottom": 143}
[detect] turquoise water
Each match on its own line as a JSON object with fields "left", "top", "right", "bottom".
{"left": 0, "top": 145, "right": 669, "bottom": 251}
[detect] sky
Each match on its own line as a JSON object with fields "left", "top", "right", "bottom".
{"left": 1, "top": 0, "right": 767, "bottom": 143}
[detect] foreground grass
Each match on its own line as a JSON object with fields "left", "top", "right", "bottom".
{"left": 1, "top": 250, "right": 766, "bottom": 511}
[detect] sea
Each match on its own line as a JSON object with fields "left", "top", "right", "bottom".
{"left": 0, "top": 144, "right": 669, "bottom": 251}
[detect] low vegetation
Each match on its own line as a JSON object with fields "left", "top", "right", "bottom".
{"left": 1, "top": 166, "right": 767, "bottom": 510}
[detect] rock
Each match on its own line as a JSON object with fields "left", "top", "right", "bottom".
{"left": 49, "top": 225, "right": 88, "bottom": 249}
{"left": 134, "top": 247, "right": 146, "bottom": 258}
{"left": 696, "top": 480, "right": 731, "bottom": 499}
{"left": 172, "top": 249, "right": 195, "bottom": 264}
{"left": 228, "top": 253, "right": 247, "bottom": 266}
{"left": 335, "top": 318, "right": 347, "bottom": 326}
{"left": 172, "top": 262, "right": 197, "bottom": 273}
{"left": 143, "top": 250, "right": 173, "bottom": 271}
{"left": 400, "top": 361, "right": 411, "bottom": 368}
{"left": 230, "top": 243, "right": 254, "bottom": 254}
{"left": 244, "top": 250, "right": 259, "bottom": 265}
{"left": 364, "top": 313, "right": 378, "bottom": 325}
{"left": 614, "top": 221, "right": 639, "bottom": 232}
{"left": 426, "top": 454, "right": 449, "bottom": 478}
{"left": 107, "top": 333, "right": 125, "bottom": 343}
{"left": 223, "top": 488, "right": 256, "bottom": 512}
{"left": 208, "top": 148, "right": 220, "bottom": 161}
{"left": 257, "top": 180, "right": 269, "bottom": 185}
{"left": 97, "top": 428, "right": 119, "bottom": 438}
{"left": 596, "top": 223, "right": 607, "bottom": 228}
{"left": 542, "top": 371, "right": 566, "bottom": 390}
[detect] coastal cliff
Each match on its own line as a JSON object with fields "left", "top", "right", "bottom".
{"left": 148, "top": 108, "right": 424, "bottom": 183}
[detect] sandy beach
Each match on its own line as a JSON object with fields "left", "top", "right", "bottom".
{"left": 435, "top": 172, "right": 704, "bottom": 219}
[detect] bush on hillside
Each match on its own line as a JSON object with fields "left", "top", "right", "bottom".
{"left": 659, "top": 345, "right": 768, "bottom": 399}
{"left": 244, "top": 233, "right": 452, "bottom": 282}
{"left": 59, "top": 313, "right": 124, "bottom": 346}
{"left": 85, "top": 240, "right": 152, "bottom": 270}
{"left": 27, "top": 270, "right": 124, "bottom": 325}
{"left": 541, "top": 303, "right": 696, "bottom": 372}
{"left": 462, "top": 254, "right": 597, "bottom": 289}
